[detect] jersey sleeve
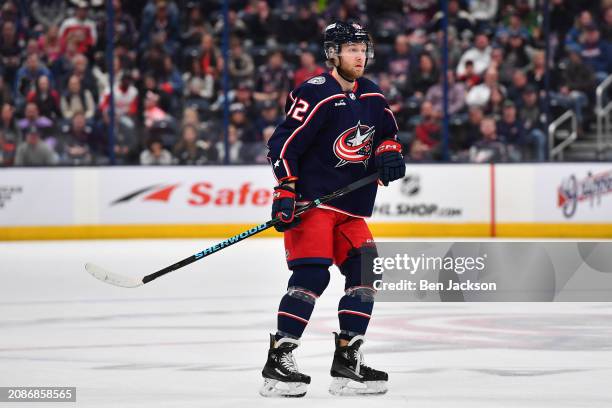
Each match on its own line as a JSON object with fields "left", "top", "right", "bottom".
{"left": 381, "top": 102, "right": 400, "bottom": 142}
{"left": 267, "top": 85, "right": 333, "bottom": 182}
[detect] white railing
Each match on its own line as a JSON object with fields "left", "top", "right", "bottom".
{"left": 548, "top": 110, "right": 577, "bottom": 161}
{"left": 596, "top": 73, "right": 612, "bottom": 156}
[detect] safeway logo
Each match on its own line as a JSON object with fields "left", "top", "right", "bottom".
{"left": 110, "top": 182, "right": 272, "bottom": 207}
{"left": 557, "top": 170, "right": 612, "bottom": 218}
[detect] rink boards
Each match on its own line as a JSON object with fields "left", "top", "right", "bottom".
{"left": 1, "top": 164, "right": 611, "bottom": 239}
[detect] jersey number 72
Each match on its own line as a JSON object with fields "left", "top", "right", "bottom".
{"left": 287, "top": 98, "right": 310, "bottom": 122}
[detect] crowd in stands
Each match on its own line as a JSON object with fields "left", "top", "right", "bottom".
{"left": 0, "top": 0, "right": 611, "bottom": 166}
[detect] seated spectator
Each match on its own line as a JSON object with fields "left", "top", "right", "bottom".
{"left": 578, "top": 24, "right": 611, "bottom": 82}
{"left": 603, "top": 6, "right": 612, "bottom": 42}
{"left": 565, "top": 10, "right": 595, "bottom": 48}
{"left": 293, "top": 51, "right": 325, "bottom": 88}
{"left": 0, "top": 129, "right": 15, "bottom": 166}
{"left": 410, "top": 52, "right": 439, "bottom": 100}
{"left": 17, "top": 102, "right": 54, "bottom": 135}
{"left": 179, "top": 3, "right": 210, "bottom": 48}
{"left": 99, "top": 72, "right": 138, "bottom": 128}
{"left": 457, "top": 105, "right": 485, "bottom": 150}
{"left": 244, "top": 0, "right": 280, "bottom": 47}
{"left": 425, "top": 70, "right": 467, "bottom": 117}
{"left": 469, "top": 117, "right": 510, "bottom": 163}
{"left": 198, "top": 32, "right": 223, "bottom": 80}
{"left": 456, "top": 32, "right": 492, "bottom": 77}
{"left": 496, "top": 101, "right": 525, "bottom": 146}
{"left": 457, "top": 60, "right": 481, "bottom": 88}
{"left": 409, "top": 101, "right": 442, "bottom": 161}
{"left": 254, "top": 50, "right": 292, "bottom": 104}
{"left": 228, "top": 37, "right": 254, "bottom": 86}
{"left": 143, "top": 91, "right": 170, "bottom": 128}
{"left": 95, "top": 110, "right": 137, "bottom": 165}
{"left": 173, "top": 124, "right": 218, "bottom": 165}
{"left": 506, "top": 69, "right": 530, "bottom": 106}
{"left": 14, "top": 126, "right": 58, "bottom": 166}
{"left": 254, "top": 99, "right": 282, "bottom": 142}
{"left": 215, "top": 124, "right": 244, "bottom": 163}
{"left": 504, "top": 31, "right": 531, "bottom": 72}
{"left": 429, "top": 0, "right": 474, "bottom": 35}
{"left": 229, "top": 102, "right": 256, "bottom": 143}
{"left": 290, "top": 4, "right": 320, "bottom": 46}
{"left": 15, "top": 53, "right": 52, "bottom": 103}
{"left": 140, "top": 0, "right": 180, "bottom": 55}
{"left": 58, "top": 2, "right": 97, "bottom": 55}
{"left": 213, "top": 9, "right": 248, "bottom": 41}
{"left": 1, "top": 102, "right": 21, "bottom": 145}
{"left": 140, "top": 136, "right": 173, "bottom": 165}
{"left": 157, "top": 54, "right": 184, "bottom": 114}
{"left": 60, "top": 111, "right": 93, "bottom": 165}
{"left": 386, "top": 34, "right": 416, "bottom": 94}
{"left": 519, "top": 85, "right": 547, "bottom": 161}
{"left": 60, "top": 75, "right": 95, "bottom": 120}
{"left": 0, "top": 21, "right": 22, "bottom": 86}
{"left": 182, "top": 56, "right": 215, "bottom": 109}
{"left": 27, "top": 75, "right": 61, "bottom": 120}
{"left": 553, "top": 45, "right": 594, "bottom": 126}
{"left": 37, "top": 25, "right": 62, "bottom": 64}
{"left": 68, "top": 53, "right": 100, "bottom": 102}
{"left": 466, "top": 67, "right": 506, "bottom": 109}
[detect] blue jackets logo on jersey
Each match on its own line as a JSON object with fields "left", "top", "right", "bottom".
{"left": 333, "top": 121, "right": 375, "bottom": 168}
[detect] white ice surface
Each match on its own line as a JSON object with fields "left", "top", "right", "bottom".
{"left": 1, "top": 238, "right": 611, "bottom": 407}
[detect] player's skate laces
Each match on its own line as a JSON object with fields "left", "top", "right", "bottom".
{"left": 260, "top": 334, "right": 311, "bottom": 398}
{"left": 329, "top": 332, "right": 388, "bottom": 396}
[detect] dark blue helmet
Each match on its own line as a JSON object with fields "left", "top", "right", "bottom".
{"left": 323, "top": 21, "right": 374, "bottom": 62}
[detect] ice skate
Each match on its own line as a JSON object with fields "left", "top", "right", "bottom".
{"left": 259, "top": 334, "right": 311, "bottom": 397}
{"left": 329, "top": 332, "right": 388, "bottom": 396}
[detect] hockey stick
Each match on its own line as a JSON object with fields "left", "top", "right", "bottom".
{"left": 85, "top": 172, "right": 379, "bottom": 288}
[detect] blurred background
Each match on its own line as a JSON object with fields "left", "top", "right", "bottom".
{"left": 0, "top": 0, "right": 611, "bottom": 239}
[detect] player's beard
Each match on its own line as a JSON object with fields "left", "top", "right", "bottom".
{"left": 337, "top": 59, "right": 364, "bottom": 82}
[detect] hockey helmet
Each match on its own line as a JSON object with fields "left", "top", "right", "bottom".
{"left": 323, "top": 21, "right": 374, "bottom": 62}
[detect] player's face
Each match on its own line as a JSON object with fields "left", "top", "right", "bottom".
{"left": 339, "top": 42, "right": 367, "bottom": 80}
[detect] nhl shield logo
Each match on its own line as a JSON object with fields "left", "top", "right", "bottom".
{"left": 333, "top": 121, "right": 375, "bottom": 168}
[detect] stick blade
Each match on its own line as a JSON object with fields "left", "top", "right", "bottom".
{"left": 85, "top": 263, "right": 143, "bottom": 288}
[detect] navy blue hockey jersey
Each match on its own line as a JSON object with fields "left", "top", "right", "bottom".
{"left": 267, "top": 72, "right": 399, "bottom": 217}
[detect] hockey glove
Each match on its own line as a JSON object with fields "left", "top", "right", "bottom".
{"left": 375, "top": 139, "right": 406, "bottom": 186}
{"left": 272, "top": 179, "right": 301, "bottom": 232}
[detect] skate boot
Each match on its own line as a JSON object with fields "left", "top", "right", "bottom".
{"left": 259, "top": 334, "right": 311, "bottom": 397}
{"left": 329, "top": 332, "right": 388, "bottom": 396}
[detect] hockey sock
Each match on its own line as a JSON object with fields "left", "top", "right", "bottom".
{"left": 276, "top": 265, "right": 330, "bottom": 340}
{"left": 337, "top": 249, "right": 377, "bottom": 341}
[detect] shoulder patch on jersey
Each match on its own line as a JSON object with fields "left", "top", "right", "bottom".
{"left": 307, "top": 76, "right": 326, "bottom": 85}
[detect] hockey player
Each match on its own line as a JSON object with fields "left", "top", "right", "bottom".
{"left": 260, "top": 21, "right": 406, "bottom": 397}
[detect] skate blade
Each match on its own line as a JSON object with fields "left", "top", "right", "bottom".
{"left": 329, "top": 377, "right": 388, "bottom": 396}
{"left": 259, "top": 378, "right": 307, "bottom": 398}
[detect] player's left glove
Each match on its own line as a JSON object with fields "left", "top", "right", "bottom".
{"left": 375, "top": 139, "right": 406, "bottom": 186}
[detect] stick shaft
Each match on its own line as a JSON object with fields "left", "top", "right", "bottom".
{"left": 142, "top": 173, "right": 378, "bottom": 284}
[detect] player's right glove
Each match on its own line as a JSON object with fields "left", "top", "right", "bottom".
{"left": 375, "top": 139, "right": 406, "bottom": 186}
{"left": 272, "top": 178, "right": 301, "bottom": 232}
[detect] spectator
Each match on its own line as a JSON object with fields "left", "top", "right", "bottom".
{"left": 179, "top": 3, "right": 209, "bottom": 48}
{"left": 97, "top": 0, "right": 137, "bottom": 51}
{"left": 386, "top": 34, "right": 416, "bottom": 94}
{"left": 215, "top": 124, "right": 244, "bottom": 163}
{"left": 457, "top": 32, "right": 492, "bottom": 76}
{"left": 212, "top": 9, "right": 248, "bottom": 41}
{"left": 0, "top": 76, "right": 11, "bottom": 106}
{"left": 506, "top": 69, "right": 530, "bottom": 106}
{"left": 139, "top": 0, "right": 179, "bottom": 56}
{"left": 290, "top": 4, "right": 320, "bottom": 46}
{"left": 468, "top": 0, "right": 499, "bottom": 27}
{"left": 99, "top": 72, "right": 138, "bottom": 127}
{"left": 496, "top": 101, "right": 524, "bottom": 147}
{"left": 579, "top": 24, "right": 611, "bottom": 81}
{"left": 183, "top": 56, "right": 215, "bottom": 110}
{"left": 228, "top": 37, "right": 255, "bottom": 86}
{"left": 466, "top": 67, "right": 506, "bottom": 108}
{"left": 410, "top": 101, "right": 441, "bottom": 161}
{"left": 458, "top": 105, "right": 485, "bottom": 150}
{"left": 229, "top": 102, "right": 256, "bottom": 143}
{"left": 603, "top": 7, "right": 612, "bottom": 42}
{"left": 15, "top": 53, "right": 52, "bottom": 102}
{"left": 254, "top": 99, "right": 282, "bottom": 142}
{"left": 60, "top": 75, "right": 95, "bottom": 120}
{"left": 293, "top": 51, "right": 325, "bottom": 88}
{"left": 425, "top": 70, "right": 467, "bottom": 117}
{"left": 504, "top": 31, "right": 531, "bottom": 71}
{"left": 429, "top": 0, "right": 474, "bottom": 35}
{"left": 58, "top": 2, "right": 97, "bottom": 55}
{"left": 69, "top": 53, "right": 100, "bottom": 102}
{"left": 140, "top": 136, "right": 173, "bottom": 165}
{"left": 254, "top": 50, "right": 292, "bottom": 103}
{"left": 198, "top": 32, "right": 223, "bottom": 79}
{"left": 410, "top": 52, "right": 439, "bottom": 100}
{"left": 37, "top": 25, "right": 62, "bottom": 64}
{"left": 555, "top": 45, "right": 594, "bottom": 126}
{"left": 27, "top": 75, "right": 61, "bottom": 120}
{"left": 0, "top": 21, "right": 22, "bottom": 86}
{"left": 566, "top": 10, "right": 596, "bottom": 48}
{"left": 61, "top": 111, "right": 93, "bottom": 165}
{"left": 173, "top": 124, "right": 218, "bottom": 165}
{"left": 143, "top": 91, "right": 170, "bottom": 128}
{"left": 457, "top": 60, "right": 482, "bottom": 88}
{"left": 95, "top": 109, "right": 137, "bottom": 164}
{"left": 519, "top": 85, "right": 547, "bottom": 161}
{"left": 17, "top": 102, "right": 54, "bottom": 135}
{"left": 244, "top": 0, "right": 280, "bottom": 46}
{"left": 14, "top": 126, "right": 58, "bottom": 166}
{"left": 469, "top": 117, "right": 509, "bottom": 163}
